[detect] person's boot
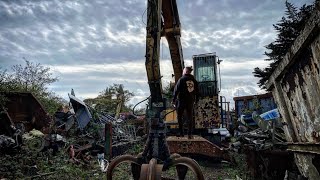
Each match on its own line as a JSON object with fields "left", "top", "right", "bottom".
{"left": 179, "top": 130, "right": 185, "bottom": 137}
{"left": 188, "top": 131, "right": 193, "bottom": 139}
{"left": 177, "top": 124, "right": 184, "bottom": 137}
{"left": 177, "top": 129, "right": 184, "bottom": 137}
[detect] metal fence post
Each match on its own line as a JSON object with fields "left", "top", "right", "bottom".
{"left": 105, "top": 122, "right": 112, "bottom": 160}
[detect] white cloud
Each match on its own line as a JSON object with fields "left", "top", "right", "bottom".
{"left": 0, "top": 0, "right": 314, "bottom": 110}
{"left": 50, "top": 62, "right": 146, "bottom": 74}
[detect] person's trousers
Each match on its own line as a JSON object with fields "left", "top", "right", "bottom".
{"left": 176, "top": 101, "right": 194, "bottom": 135}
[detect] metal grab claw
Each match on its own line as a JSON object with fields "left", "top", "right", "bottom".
{"left": 107, "top": 98, "right": 205, "bottom": 179}
{"left": 106, "top": 153, "right": 204, "bottom": 180}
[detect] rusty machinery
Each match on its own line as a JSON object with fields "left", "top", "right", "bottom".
{"left": 106, "top": 0, "right": 205, "bottom": 179}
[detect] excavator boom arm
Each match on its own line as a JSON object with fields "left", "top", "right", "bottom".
{"left": 162, "top": 0, "right": 184, "bottom": 83}
{"left": 145, "top": 0, "right": 184, "bottom": 104}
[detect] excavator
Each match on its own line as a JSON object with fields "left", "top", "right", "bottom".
{"left": 107, "top": 0, "right": 229, "bottom": 179}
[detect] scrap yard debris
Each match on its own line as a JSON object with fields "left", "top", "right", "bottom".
{"left": 0, "top": 91, "right": 145, "bottom": 179}
{"left": 231, "top": 108, "right": 302, "bottom": 180}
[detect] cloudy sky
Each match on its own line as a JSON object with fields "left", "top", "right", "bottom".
{"left": 0, "top": 0, "right": 314, "bottom": 109}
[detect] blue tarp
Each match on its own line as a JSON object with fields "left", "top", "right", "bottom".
{"left": 259, "top": 108, "right": 280, "bottom": 121}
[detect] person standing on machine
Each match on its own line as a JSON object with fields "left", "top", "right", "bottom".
{"left": 172, "top": 66, "right": 199, "bottom": 138}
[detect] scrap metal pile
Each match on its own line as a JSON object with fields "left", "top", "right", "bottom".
{"left": 231, "top": 109, "right": 302, "bottom": 179}
{"left": 232, "top": 109, "right": 286, "bottom": 151}
{"left": 0, "top": 92, "right": 145, "bottom": 179}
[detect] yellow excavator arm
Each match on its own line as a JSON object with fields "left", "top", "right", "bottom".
{"left": 145, "top": 0, "right": 184, "bottom": 105}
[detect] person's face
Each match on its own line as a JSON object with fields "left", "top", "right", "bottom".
{"left": 183, "top": 68, "right": 188, "bottom": 75}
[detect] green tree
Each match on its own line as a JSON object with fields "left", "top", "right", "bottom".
{"left": 0, "top": 60, "right": 63, "bottom": 114}
{"left": 84, "top": 84, "right": 134, "bottom": 114}
{"left": 11, "top": 59, "right": 58, "bottom": 94}
{"left": 162, "top": 82, "right": 174, "bottom": 99}
{"left": 0, "top": 69, "right": 11, "bottom": 109}
{"left": 253, "top": 2, "right": 314, "bottom": 89}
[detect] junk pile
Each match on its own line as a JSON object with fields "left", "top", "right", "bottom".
{"left": 231, "top": 109, "right": 302, "bottom": 180}
{"left": 0, "top": 91, "right": 145, "bottom": 179}
{"left": 233, "top": 109, "right": 286, "bottom": 151}
{"left": 0, "top": 92, "right": 50, "bottom": 151}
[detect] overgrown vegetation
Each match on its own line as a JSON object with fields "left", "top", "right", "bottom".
{"left": 0, "top": 143, "right": 249, "bottom": 179}
{"left": 253, "top": 1, "right": 315, "bottom": 89}
{"left": 0, "top": 145, "right": 107, "bottom": 179}
{"left": 0, "top": 60, "right": 65, "bottom": 115}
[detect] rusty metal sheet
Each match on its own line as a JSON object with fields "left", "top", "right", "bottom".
{"left": 276, "top": 29, "right": 320, "bottom": 144}
{"left": 287, "top": 142, "right": 320, "bottom": 155}
{"left": 266, "top": 6, "right": 320, "bottom": 145}
{"left": 266, "top": 6, "right": 320, "bottom": 179}
{"left": 0, "top": 110, "right": 15, "bottom": 136}
{"left": 0, "top": 92, "right": 51, "bottom": 133}
{"left": 294, "top": 153, "right": 320, "bottom": 179}
{"left": 194, "top": 97, "right": 220, "bottom": 129}
{"left": 166, "top": 135, "right": 223, "bottom": 158}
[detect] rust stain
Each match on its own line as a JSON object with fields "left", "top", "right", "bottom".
{"left": 266, "top": 8, "right": 320, "bottom": 179}
{"left": 277, "top": 36, "right": 320, "bottom": 143}
{"left": 0, "top": 92, "right": 51, "bottom": 133}
{"left": 166, "top": 135, "right": 222, "bottom": 158}
{"left": 194, "top": 97, "right": 220, "bottom": 129}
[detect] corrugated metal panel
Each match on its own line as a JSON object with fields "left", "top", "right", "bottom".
{"left": 233, "top": 93, "right": 276, "bottom": 118}
{"left": 266, "top": 6, "right": 320, "bottom": 179}
{"left": 235, "top": 100, "right": 244, "bottom": 118}
{"left": 260, "top": 98, "right": 277, "bottom": 113}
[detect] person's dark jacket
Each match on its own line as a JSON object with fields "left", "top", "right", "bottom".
{"left": 173, "top": 74, "right": 199, "bottom": 104}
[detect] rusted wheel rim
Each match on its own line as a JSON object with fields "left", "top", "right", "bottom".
{"left": 106, "top": 154, "right": 139, "bottom": 180}
{"left": 171, "top": 157, "right": 205, "bottom": 180}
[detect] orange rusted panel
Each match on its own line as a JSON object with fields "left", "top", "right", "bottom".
{"left": 0, "top": 92, "right": 51, "bottom": 133}
{"left": 166, "top": 135, "right": 223, "bottom": 158}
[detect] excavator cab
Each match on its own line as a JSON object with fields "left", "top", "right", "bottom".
{"left": 193, "top": 53, "right": 218, "bottom": 96}
{"left": 193, "top": 53, "right": 221, "bottom": 131}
